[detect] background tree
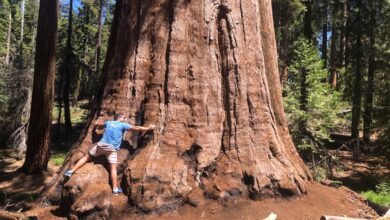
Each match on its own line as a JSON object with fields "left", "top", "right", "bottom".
{"left": 63, "top": 0, "right": 74, "bottom": 133}
{"left": 20, "top": 0, "right": 58, "bottom": 173}
{"left": 363, "top": 0, "right": 377, "bottom": 145}
{"left": 272, "top": 0, "right": 305, "bottom": 84}
{"left": 283, "top": 38, "right": 344, "bottom": 166}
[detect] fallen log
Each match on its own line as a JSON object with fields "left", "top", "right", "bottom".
{"left": 0, "top": 210, "right": 27, "bottom": 220}
{"left": 320, "top": 216, "right": 367, "bottom": 220}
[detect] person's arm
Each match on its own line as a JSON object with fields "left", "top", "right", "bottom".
{"left": 129, "top": 124, "right": 157, "bottom": 132}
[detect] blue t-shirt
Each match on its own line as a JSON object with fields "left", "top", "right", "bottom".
{"left": 100, "top": 121, "right": 132, "bottom": 150}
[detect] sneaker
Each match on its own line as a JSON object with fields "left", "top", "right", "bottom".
{"left": 112, "top": 188, "right": 123, "bottom": 195}
{"left": 64, "top": 170, "right": 74, "bottom": 177}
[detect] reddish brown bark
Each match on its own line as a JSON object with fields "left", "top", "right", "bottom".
{"left": 21, "top": 0, "right": 58, "bottom": 173}
{"left": 43, "top": 0, "right": 310, "bottom": 217}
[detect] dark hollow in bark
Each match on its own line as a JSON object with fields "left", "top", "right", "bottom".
{"left": 42, "top": 0, "right": 311, "bottom": 218}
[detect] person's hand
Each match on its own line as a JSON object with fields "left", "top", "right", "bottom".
{"left": 148, "top": 124, "right": 157, "bottom": 130}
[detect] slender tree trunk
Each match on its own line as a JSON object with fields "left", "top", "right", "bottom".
{"left": 279, "top": 17, "right": 291, "bottom": 86}
{"left": 95, "top": 0, "right": 104, "bottom": 72}
{"left": 351, "top": 0, "right": 363, "bottom": 157}
{"left": 272, "top": 2, "right": 291, "bottom": 86}
{"left": 330, "top": 0, "right": 339, "bottom": 88}
{"left": 73, "top": 43, "right": 87, "bottom": 106}
{"left": 56, "top": 101, "right": 62, "bottom": 140}
{"left": 330, "top": 26, "right": 337, "bottom": 88}
{"left": 56, "top": 83, "right": 63, "bottom": 141}
{"left": 73, "top": 7, "right": 90, "bottom": 105}
{"left": 363, "top": 2, "right": 376, "bottom": 145}
{"left": 20, "top": 0, "right": 58, "bottom": 174}
{"left": 72, "top": 69, "right": 82, "bottom": 106}
{"left": 301, "top": 0, "right": 312, "bottom": 132}
{"left": 304, "top": 0, "right": 314, "bottom": 42}
{"left": 90, "top": 0, "right": 104, "bottom": 98}
{"left": 300, "top": 67, "right": 308, "bottom": 131}
{"left": 63, "top": 0, "right": 73, "bottom": 133}
{"left": 5, "top": 11, "right": 12, "bottom": 65}
{"left": 321, "top": 24, "right": 328, "bottom": 67}
{"left": 42, "top": 0, "right": 310, "bottom": 217}
{"left": 321, "top": 0, "right": 328, "bottom": 67}
{"left": 30, "top": 0, "right": 38, "bottom": 56}
{"left": 342, "top": 0, "right": 350, "bottom": 69}
{"left": 18, "top": 0, "right": 25, "bottom": 66}
{"left": 20, "top": 0, "right": 25, "bottom": 45}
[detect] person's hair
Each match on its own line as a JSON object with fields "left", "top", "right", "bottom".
{"left": 114, "top": 113, "right": 124, "bottom": 120}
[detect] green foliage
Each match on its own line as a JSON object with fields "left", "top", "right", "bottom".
{"left": 311, "top": 166, "right": 327, "bottom": 182}
{"left": 272, "top": 0, "right": 306, "bottom": 69}
{"left": 0, "top": 66, "right": 9, "bottom": 122}
{"left": 284, "top": 38, "right": 346, "bottom": 152}
{"left": 51, "top": 152, "right": 66, "bottom": 166}
{"left": 56, "top": 0, "right": 114, "bottom": 101}
{"left": 372, "top": 0, "right": 390, "bottom": 159}
{"left": 52, "top": 104, "right": 88, "bottom": 124}
{"left": 362, "top": 181, "right": 390, "bottom": 208}
{"left": 0, "top": 0, "right": 11, "bottom": 58}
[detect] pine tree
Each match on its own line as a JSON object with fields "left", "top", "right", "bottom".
{"left": 284, "top": 38, "right": 343, "bottom": 154}
{"left": 272, "top": 0, "right": 305, "bottom": 84}
{"left": 0, "top": 0, "right": 11, "bottom": 61}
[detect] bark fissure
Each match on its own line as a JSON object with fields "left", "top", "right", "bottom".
{"left": 131, "top": 0, "right": 143, "bottom": 99}
{"left": 218, "top": 15, "right": 232, "bottom": 153}
{"left": 164, "top": 0, "right": 174, "bottom": 106}
{"left": 239, "top": 0, "right": 247, "bottom": 44}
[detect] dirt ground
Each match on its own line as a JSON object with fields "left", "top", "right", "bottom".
{"left": 331, "top": 150, "right": 390, "bottom": 192}
{"left": 0, "top": 148, "right": 388, "bottom": 220}
{"left": 22, "top": 183, "right": 378, "bottom": 220}
{"left": 0, "top": 149, "right": 60, "bottom": 209}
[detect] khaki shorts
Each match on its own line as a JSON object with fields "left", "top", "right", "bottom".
{"left": 89, "top": 142, "right": 118, "bottom": 164}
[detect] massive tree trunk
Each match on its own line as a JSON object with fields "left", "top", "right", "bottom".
{"left": 42, "top": 0, "right": 310, "bottom": 218}
{"left": 20, "top": 0, "right": 58, "bottom": 173}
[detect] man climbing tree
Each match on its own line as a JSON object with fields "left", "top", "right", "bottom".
{"left": 20, "top": 0, "right": 58, "bottom": 173}
{"left": 42, "top": 0, "right": 311, "bottom": 218}
{"left": 64, "top": 113, "right": 156, "bottom": 194}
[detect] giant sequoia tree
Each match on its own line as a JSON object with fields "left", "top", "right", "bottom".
{"left": 43, "top": 0, "right": 311, "bottom": 218}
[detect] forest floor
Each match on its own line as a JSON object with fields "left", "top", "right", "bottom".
{"left": 0, "top": 148, "right": 388, "bottom": 219}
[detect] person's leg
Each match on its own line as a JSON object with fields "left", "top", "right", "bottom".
{"left": 109, "top": 162, "right": 118, "bottom": 190}
{"left": 70, "top": 154, "right": 91, "bottom": 172}
{"left": 65, "top": 145, "right": 100, "bottom": 177}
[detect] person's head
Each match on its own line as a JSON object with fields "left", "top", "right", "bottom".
{"left": 114, "top": 113, "right": 126, "bottom": 122}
